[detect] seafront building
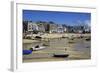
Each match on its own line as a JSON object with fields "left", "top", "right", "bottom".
{"left": 23, "top": 21, "right": 90, "bottom": 36}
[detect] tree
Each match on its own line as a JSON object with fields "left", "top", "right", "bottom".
{"left": 23, "top": 21, "right": 28, "bottom": 33}
{"left": 23, "top": 21, "right": 28, "bottom": 38}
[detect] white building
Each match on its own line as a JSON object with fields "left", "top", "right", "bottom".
{"left": 57, "top": 27, "right": 63, "bottom": 33}
{"left": 57, "top": 25, "right": 65, "bottom": 33}
{"left": 28, "top": 22, "right": 33, "bottom": 31}
{"left": 37, "top": 24, "right": 45, "bottom": 32}
{"left": 28, "top": 22, "right": 39, "bottom": 31}
{"left": 49, "top": 24, "right": 58, "bottom": 33}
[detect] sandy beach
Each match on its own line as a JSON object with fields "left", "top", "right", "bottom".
{"left": 27, "top": 33, "right": 90, "bottom": 38}
{"left": 23, "top": 33, "right": 91, "bottom": 62}
{"left": 24, "top": 33, "right": 90, "bottom": 43}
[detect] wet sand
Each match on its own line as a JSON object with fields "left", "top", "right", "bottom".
{"left": 23, "top": 33, "right": 91, "bottom": 63}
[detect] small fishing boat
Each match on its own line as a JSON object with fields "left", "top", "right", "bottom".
{"left": 35, "top": 36, "right": 42, "bottom": 39}
{"left": 32, "top": 45, "right": 46, "bottom": 51}
{"left": 23, "top": 48, "right": 33, "bottom": 55}
{"left": 53, "top": 53, "right": 69, "bottom": 58}
{"left": 86, "top": 38, "right": 91, "bottom": 41}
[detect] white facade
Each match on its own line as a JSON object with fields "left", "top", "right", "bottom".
{"left": 28, "top": 22, "right": 39, "bottom": 31}
{"left": 28, "top": 22, "right": 33, "bottom": 31}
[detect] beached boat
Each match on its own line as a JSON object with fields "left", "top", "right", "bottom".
{"left": 32, "top": 45, "right": 46, "bottom": 51}
{"left": 23, "top": 49, "right": 33, "bottom": 55}
{"left": 53, "top": 53, "right": 69, "bottom": 58}
{"left": 86, "top": 38, "right": 91, "bottom": 41}
{"left": 35, "top": 36, "right": 42, "bottom": 39}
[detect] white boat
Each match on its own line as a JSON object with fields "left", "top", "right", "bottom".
{"left": 32, "top": 45, "right": 46, "bottom": 51}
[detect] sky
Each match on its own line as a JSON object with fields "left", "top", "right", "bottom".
{"left": 23, "top": 10, "right": 91, "bottom": 26}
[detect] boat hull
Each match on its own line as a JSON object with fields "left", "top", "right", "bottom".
{"left": 53, "top": 54, "right": 69, "bottom": 58}
{"left": 23, "top": 50, "right": 32, "bottom": 55}
{"left": 32, "top": 46, "right": 45, "bottom": 51}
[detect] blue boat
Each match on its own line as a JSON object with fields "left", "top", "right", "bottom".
{"left": 23, "top": 48, "right": 33, "bottom": 55}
